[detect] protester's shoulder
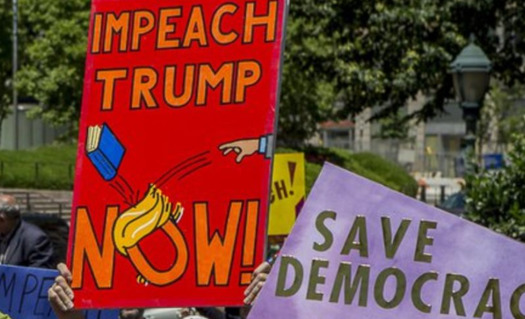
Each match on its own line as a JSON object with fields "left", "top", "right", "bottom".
{"left": 20, "top": 220, "right": 49, "bottom": 239}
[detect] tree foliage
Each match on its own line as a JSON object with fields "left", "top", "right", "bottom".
{"left": 465, "top": 133, "right": 525, "bottom": 240}
{"left": 0, "top": 0, "right": 12, "bottom": 126}
{"left": 276, "top": 10, "right": 337, "bottom": 145}
{"left": 16, "top": 0, "right": 90, "bottom": 133}
{"left": 278, "top": 0, "right": 465, "bottom": 141}
{"left": 279, "top": 0, "right": 525, "bottom": 144}
{"left": 479, "top": 83, "right": 525, "bottom": 153}
{"left": 0, "top": 0, "right": 524, "bottom": 143}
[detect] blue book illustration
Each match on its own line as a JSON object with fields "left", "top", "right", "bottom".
{"left": 86, "top": 124, "right": 125, "bottom": 181}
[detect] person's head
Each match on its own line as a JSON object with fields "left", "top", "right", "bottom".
{"left": 119, "top": 309, "right": 145, "bottom": 319}
{"left": 0, "top": 195, "right": 21, "bottom": 235}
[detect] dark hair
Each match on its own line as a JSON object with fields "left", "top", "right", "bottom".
{"left": 0, "top": 201, "right": 21, "bottom": 219}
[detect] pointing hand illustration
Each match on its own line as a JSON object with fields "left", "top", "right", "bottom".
{"left": 219, "top": 139, "right": 260, "bottom": 163}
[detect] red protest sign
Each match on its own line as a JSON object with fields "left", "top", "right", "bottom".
{"left": 67, "top": 0, "right": 287, "bottom": 308}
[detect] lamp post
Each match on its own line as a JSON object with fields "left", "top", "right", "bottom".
{"left": 449, "top": 38, "right": 492, "bottom": 172}
{"left": 12, "top": 0, "right": 19, "bottom": 150}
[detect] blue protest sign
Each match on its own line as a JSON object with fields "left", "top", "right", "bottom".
{"left": 0, "top": 265, "right": 118, "bottom": 319}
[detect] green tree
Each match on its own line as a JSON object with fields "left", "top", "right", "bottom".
{"left": 279, "top": 0, "right": 525, "bottom": 144}
{"left": 279, "top": 0, "right": 466, "bottom": 144}
{"left": 276, "top": 10, "right": 337, "bottom": 146}
{"left": 7, "top": 0, "right": 525, "bottom": 144}
{"left": 15, "top": 0, "right": 90, "bottom": 135}
{"left": 0, "top": 0, "right": 13, "bottom": 132}
{"left": 465, "top": 133, "right": 525, "bottom": 240}
{"left": 479, "top": 83, "right": 525, "bottom": 155}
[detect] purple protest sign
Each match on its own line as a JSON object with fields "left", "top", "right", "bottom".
{"left": 249, "top": 163, "right": 525, "bottom": 319}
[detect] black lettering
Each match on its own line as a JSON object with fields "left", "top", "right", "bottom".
{"left": 313, "top": 211, "right": 336, "bottom": 252}
{"left": 474, "top": 279, "right": 502, "bottom": 319}
{"left": 0, "top": 271, "right": 16, "bottom": 312}
{"left": 306, "top": 259, "right": 329, "bottom": 301}
{"left": 35, "top": 277, "right": 54, "bottom": 316}
{"left": 374, "top": 267, "right": 406, "bottom": 309}
{"left": 511, "top": 284, "right": 525, "bottom": 319}
{"left": 276, "top": 256, "right": 303, "bottom": 297}
{"left": 274, "top": 180, "right": 288, "bottom": 200}
{"left": 340, "top": 216, "right": 368, "bottom": 257}
{"left": 411, "top": 272, "right": 438, "bottom": 313}
{"left": 329, "top": 262, "right": 370, "bottom": 306}
{"left": 440, "top": 273, "right": 470, "bottom": 316}
{"left": 19, "top": 274, "right": 39, "bottom": 313}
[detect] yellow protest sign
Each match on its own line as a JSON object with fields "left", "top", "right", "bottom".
{"left": 268, "top": 153, "right": 305, "bottom": 235}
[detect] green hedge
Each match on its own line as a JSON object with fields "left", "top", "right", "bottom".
{"left": 0, "top": 144, "right": 417, "bottom": 196}
{"left": 351, "top": 152, "right": 419, "bottom": 196}
{"left": 277, "top": 146, "right": 418, "bottom": 197}
{"left": 0, "top": 144, "right": 76, "bottom": 189}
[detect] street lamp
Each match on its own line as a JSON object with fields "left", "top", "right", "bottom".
{"left": 12, "top": 0, "right": 19, "bottom": 150}
{"left": 449, "top": 38, "right": 492, "bottom": 167}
